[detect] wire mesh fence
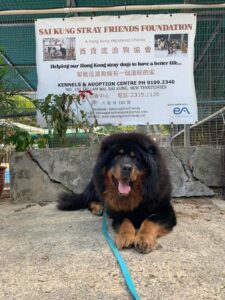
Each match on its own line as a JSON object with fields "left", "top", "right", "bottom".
{"left": 170, "top": 7, "right": 225, "bottom": 146}
{"left": 171, "top": 107, "right": 225, "bottom": 146}
{"left": 0, "top": 1, "right": 225, "bottom": 148}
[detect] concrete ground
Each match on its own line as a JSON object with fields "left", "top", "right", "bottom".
{"left": 0, "top": 195, "right": 225, "bottom": 300}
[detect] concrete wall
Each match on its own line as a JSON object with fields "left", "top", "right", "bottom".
{"left": 10, "top": 145, "right": 222, "bottom": 204}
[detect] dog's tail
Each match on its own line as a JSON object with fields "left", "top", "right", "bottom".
{"left": 57, "top": 181, "right": 97, "bottom": 211}
{"left": 57, "top": 192, "right": 88, "bottom": 211}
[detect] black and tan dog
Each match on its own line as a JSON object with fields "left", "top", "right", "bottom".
{"left": 58, "top": 132, "right": 176, "bottom": 253}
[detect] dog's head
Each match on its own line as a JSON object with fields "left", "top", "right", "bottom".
{"left": 105, "top": 147, "right": 144, "bottom": 197}
{"left": 93, "top": 132, "right": 168, "bottom": 203}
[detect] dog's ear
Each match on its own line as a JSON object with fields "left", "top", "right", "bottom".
{"left": 148, "top": 143, "right": 158, "bottom": 156}
{"left": 142, "top": 152, "right": 159, "bottom": 199}
{"left": 100, "top": 139, "right": 113, "bottom": 154}
{"left": 92, "top": 151, "right": 110, "bottom": 198}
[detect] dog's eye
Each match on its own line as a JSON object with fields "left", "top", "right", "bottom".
{"left": 114, "top": 149, "right": 124, "bottom": 160}
{"left": 114, "top": 154, "right": 121, "bottom": 160}
{"left": 130, "top": 151, "right": 135, "bottom": 158}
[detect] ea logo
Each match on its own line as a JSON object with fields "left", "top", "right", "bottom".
{"left": 173, "top": 107, "right": 190, "bottom": 115}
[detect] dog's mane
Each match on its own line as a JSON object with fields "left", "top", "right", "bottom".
{"left": 92, "top": 132, "right": 171, "bottom": 210}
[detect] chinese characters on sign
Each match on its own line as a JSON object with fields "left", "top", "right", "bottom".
{"left": 35, "top": 14, "right": 197, "bottom": 125}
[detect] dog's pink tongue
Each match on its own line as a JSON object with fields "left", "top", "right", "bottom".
{"left": 118, "top": 181, "right": 131, "bottom": 195}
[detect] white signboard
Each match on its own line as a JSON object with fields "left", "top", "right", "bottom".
{"left": 35, "top": 14, "right": 198, "bottom": 125}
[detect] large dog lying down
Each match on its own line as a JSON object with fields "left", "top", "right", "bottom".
{"left": 58, "top": 132, "right": 176, "bottom": 254}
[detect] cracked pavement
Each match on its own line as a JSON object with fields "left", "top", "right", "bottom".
{"left": 0, "top": 197, "right": 225, "bottom": 300}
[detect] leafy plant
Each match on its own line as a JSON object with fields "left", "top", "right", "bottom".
{"left": 0, "top": 49, "right": 35, "bottom": 118}
{"left": 0, "top": 121, "right": 49, "bottom": 164}
{"left": 33, "top": 90, "right": 97, "bottom": 145}
{"left": 5, "top": 129, "right": 34, "bottom": 152}
{"left": 0, "top": 72, "right": 14, "bottom": 106}
{"left": 0, "top": 50, "right": 16, "bottom": 115}
{"left": 0, "top": 49, "right": 44, "bottom": 163}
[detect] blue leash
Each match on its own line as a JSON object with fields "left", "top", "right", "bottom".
{"left": 102, "top": 211, "right": 141, "bottom": 300}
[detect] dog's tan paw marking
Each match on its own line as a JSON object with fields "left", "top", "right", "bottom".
{"left": 134, "top": 234, "right": 156, "bottom": 254}
{"left": 115, "top": 232, "right": 135, "bottom": 250}
{"left": 89, "top": 202, "right": 103, "bottom": 216}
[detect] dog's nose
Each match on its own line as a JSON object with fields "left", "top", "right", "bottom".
{"left": 121, "top": 163, "right": 132, "bottom": 174}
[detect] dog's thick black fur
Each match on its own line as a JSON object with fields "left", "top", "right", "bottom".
{"left": 58, "top": 132, "right": 176, "bottom": 253}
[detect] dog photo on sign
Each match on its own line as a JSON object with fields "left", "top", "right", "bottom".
{"left": 58, "top": 132, "right": 176, "bottom": 254}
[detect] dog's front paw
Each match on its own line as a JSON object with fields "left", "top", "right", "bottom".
{"left": 115, "top": 232, "right": 135, "bottom": 250}
{"left": 89, "top": 201, "right": 103, "bottom": 216}
{"left": 134, "top": 234, "right": 156, "bottom": 254}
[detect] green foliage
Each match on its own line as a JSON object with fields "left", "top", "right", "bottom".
{"left": 6, "top": 131, "right": 49, "bottom": 151}
{"left": 13, "top": 95, "right": 35, "bottom": 109}
{"left": 0, "top": 50, "right": 44, "bottom": 161}
{"left": 0, "top": 52, "right": 15, "bottom": 111}
{"left": 0, "top": 122, "right": 49, "bottom": 159}
{"left": 5, "top": 130, "right": 35, "bottom": 152}
{"left": 96, "top": 125, "right": 136, "bottom": 135}
{"left": 0, "top": 49, "right": 35, "bottom": 118}
{"left": 0, "top": 95, "right": 36, "bottom": 118}
{"left": 1, "top": 123, "right": 30, "bottom": 152}
{"left": 35, "top": 135, "right": 50, "bottom": 149}
{"left": 33, "top": 91, "right": 97, "bottom": 145}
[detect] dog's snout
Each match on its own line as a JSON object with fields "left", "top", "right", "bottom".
{"left": 121, "top": 163, "right": 132, "bottom": 174}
